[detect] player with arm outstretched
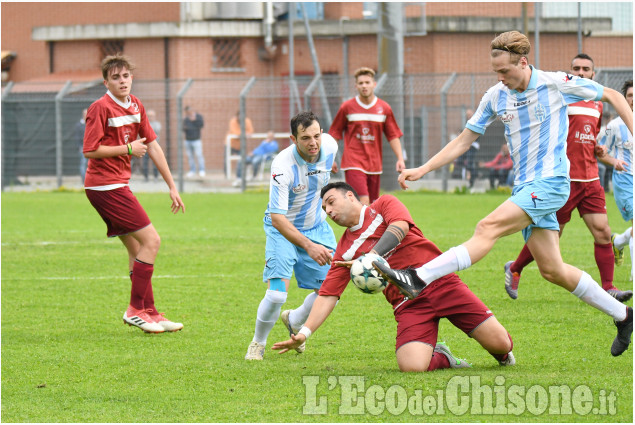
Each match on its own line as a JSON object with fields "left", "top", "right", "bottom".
{"left": 373, "top": 31, "right": 633, "bottom": 357}
{"left": 83, "top": 54, "right": 185, "bottom": 334}
{"left": 504, "top": 53, "right": 631, "bottom": 302}
{"left": 272, "top": 182, "right": 514, "bottom": 372}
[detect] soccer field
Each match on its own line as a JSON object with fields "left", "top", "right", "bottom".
{"left": 1, "top": 189, "right": 632, "bottom": 423}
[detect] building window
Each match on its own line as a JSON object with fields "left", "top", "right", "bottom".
{"left": 212, "top": 39, "right": 244, "bottom": 72}
{"left": 100, "top": 40, "right": 125, "bottom": 58}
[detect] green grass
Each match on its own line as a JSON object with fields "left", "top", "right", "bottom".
{"left": 2, "top": 190, "right": 632, "bottom": 422}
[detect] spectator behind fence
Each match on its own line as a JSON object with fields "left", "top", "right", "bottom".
{"left": 235, "top": 130, "right": 279, "bottom": 185}
{"left": 480, "top": 143, "right": 513, "bottom": 189}
{"left": 454, "top": 109, "right": 480, "bottom": 188}
{"left": 75, "top": 108, "right": 88, "bottom": 183}
{"left": 143, "top": 109, "right": 161, "bottom": 182}
{"left": 183, "top": 106, "right": 205, "bottom": 178}
{"left": 226, "top": 111, "right": 254, "bottom": 177}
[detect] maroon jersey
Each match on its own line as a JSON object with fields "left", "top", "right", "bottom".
{"left": 319, "top": 194, "right": 455, "bottom": 307}
{"left": 83, "top": 92, "right": 156, "bottom": 187}
{"left": 566, "top": 100, "right": 603, "bottom": 181}
{"left": 328, "top": 96, "right": 403, "bottom": 174}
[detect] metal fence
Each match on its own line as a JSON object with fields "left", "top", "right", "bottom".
{"left": 2, "top": 68, "right": 632, "bottom": 192}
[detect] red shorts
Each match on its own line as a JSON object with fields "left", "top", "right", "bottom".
{"left": 85, "top": 186, "right": 151, "bottom": 238}
{"left": 556, "top": 179, "right": 607, "bottom": 224}
{"left": 345, "top": 170, "right": 381, "bottom": 203}
{"left": 394, "top": 275, "right": 494, "bottom": 350}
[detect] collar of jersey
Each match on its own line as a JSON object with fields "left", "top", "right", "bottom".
{"left": 292, "top": 144, "right": 323, "bottom": 165}
{"left": 349, "top": 205, "right": 367, "bottom": 232}
{"left": 355, "top": 95, "right": 378, "bottom": 109}
{"left": 106, "top": 90, "right": 132, "bottom": 108}
{"left": 509, "top": 65, "right": 537, "bottom": 95}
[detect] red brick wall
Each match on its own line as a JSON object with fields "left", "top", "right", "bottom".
{"left": 324, "top": 3, "right": 365, "bottom": 20}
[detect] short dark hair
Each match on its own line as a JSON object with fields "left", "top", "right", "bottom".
{"left": 320, "top": 181, "right": 360, "bottom": 200}
{"left": 101, "top": 53, "right": 135, "bottom": 80}
{"left": 572, "top": 53, "right": 594, "bottom": 69}
{"left": 621, "top": 79, "right": 633, "bottom": 97}
{"left": 290, "top": 111, "right": 320, "bottom": 138}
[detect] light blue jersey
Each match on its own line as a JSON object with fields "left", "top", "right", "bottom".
{"left": 600, "top": 116, "right": 633, "bottom": 177}
{"left": 600, "top": 116, "right": 633, "bottom": 221}
{"left": 265, "top": 133, "right": 338, "bottom": 231}
{"left": 467, "top": 66, "right": 604, "bottom": 186}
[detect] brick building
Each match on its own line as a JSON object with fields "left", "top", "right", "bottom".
{"left": 1, "top": 2, "right": 632, "bottom": 177}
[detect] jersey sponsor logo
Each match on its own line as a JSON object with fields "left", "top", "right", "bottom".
{"left": 356, "top": 127, "right": 376, "bottom": 143}
{"left": 514, "top": 100, "right": 531, "bottom": 107}
{"left": 534, "top": 103, "right": 547, "bottom": 122}
{"left": 272, "top": 173, "right": 283, "bottom": 184}
{"left": 292, "top": 184, "right": 307, "bottom": 193}
{"left": 530, "top": 191, "right": 543, "bottom": 208}
{"left": 306, "top": 170, "right": 322, "bottom": 176}
{"left": 584, "top": 124, "right": 592, "bottom": 134}
{"left": 501, "top": 111, "right": 514, "bottom": 123}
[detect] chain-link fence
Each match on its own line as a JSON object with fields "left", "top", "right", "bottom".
{"left": 2, "top": 68, "right": 632, "bottom": 192}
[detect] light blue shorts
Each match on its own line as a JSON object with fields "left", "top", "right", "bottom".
{"left": 509, "top": 176, "right": 570, "bottom": 242}
{"left": 263, "top": 218, "right": 336, "bottom": 290}
{"left": 612, "top": 172, "right": 633, "bottom": 221}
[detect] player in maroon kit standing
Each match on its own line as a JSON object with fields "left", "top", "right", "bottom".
{"left": 328, "top": 67, "right": 405, "bottom": 205}
{"left": 272, "top": 182, "right": 515, "bottom": 372}
{"left": 83, "top": 54, "right": 186, "bottom": 334}
{"left": 504, "top": 54, "right": 632, "bottom": 302}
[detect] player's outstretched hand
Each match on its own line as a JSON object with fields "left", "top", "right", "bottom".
{"left": 397, "top": 167, "right": 426, "bottom": 190}
{"left": 130, "top": 138, "right": 148, "bottom": 157}
{"left": 170, "top": 189, "right": 185, "bottom": 214}
{"left": 395, "top": 159, "right": 406, "bottom": 173}
{"left": 272, "top": 333, "right": 306, "bottom": 354}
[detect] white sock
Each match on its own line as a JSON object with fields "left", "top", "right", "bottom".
{"left": 415, "top": 245, "right": 472, "bottom": 284}
{"left": 289, "top": 291, "right": 318, "bottom": 330}
{"left": 614, "top": 227, "right": 632, "bottom": 249}
{"left": 253, "top": 289, "right": 287, "bottom": 345}
{"left": 571, "top": 272, "right": 627, "bottom": 321}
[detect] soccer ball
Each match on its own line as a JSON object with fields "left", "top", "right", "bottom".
{"left": 350, "top": 253, "right": 390, "bottom": 294}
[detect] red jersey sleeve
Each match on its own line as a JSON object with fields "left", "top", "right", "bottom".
{"left": 83, "top": 102, "right": 106, "bottom": 153}
{"left": 318, "top": 262, "right": 352, "bottom": 298}
{"left": 382, "top": 103, "right": 404, "bottom": 141}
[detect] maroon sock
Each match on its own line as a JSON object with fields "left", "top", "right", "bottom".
{"left": 490, "top": 332, "right": 514, "bottom": 363}
{"left": 144, "top": 284, "right": 157, "bottom": 315}
{"left": 427, "top": 352, "right": 451, "bottom": 371}
{"left": 595, "top": 242, "right": 615, "bottom": 291}
{"left": 511, "top": 244, "right": 534, "bottom": 274}
{"left": 130, "top": 260, "right": 153, "bottom": 311}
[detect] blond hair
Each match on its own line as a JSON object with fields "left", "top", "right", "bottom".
{"left": 101, "top": 53, "right": 135, "bottom": 80}
{"left": 354, "top": 67, "right": 376, "bottom": 81}
{"left": 490, "top": 31, "right": 531, "bottom": 64}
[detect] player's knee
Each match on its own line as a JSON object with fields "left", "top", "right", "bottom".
{"left": 145, "top": 233, "right": 161, "bottom": 253}
{"left": 489, "top": 330, "right": 512, "bottom": 354}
